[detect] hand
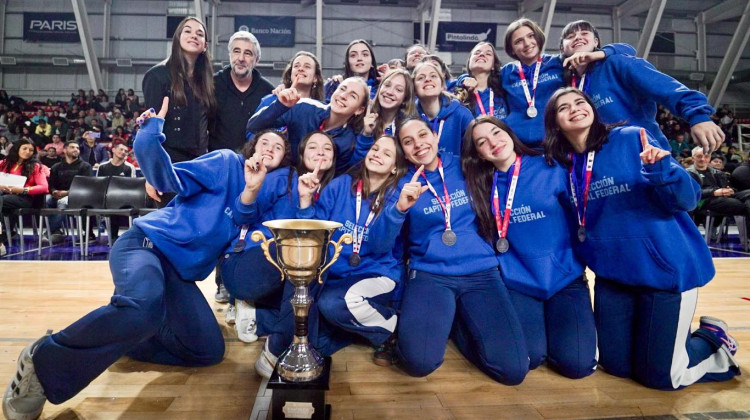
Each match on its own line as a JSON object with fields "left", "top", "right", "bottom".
{"left": 277, "top": 81, "right": 301, "bottom": 108}
{"left": 713, "top": 187, "right": 734, "bottom": 197}
{"left": 271, "top": 83, "right": 286, "bottom": 97}
{"left": 145, "top": 182, "right": 162, "bottom": 203}
{"left": 562, "top": 51, "right": 606, "bottom": 70}
{"left": 461, "top": 77, "right": 478, "bottom": 92}
{"left": 691, "top": 121, "right": 725, "bottom": 155}
{"left": 639, "top": 128, "right": 670, "bottom": 165}
{"left": 297, "top": 160, "right": 322, "bottom": 208}
{"left": 52, "top": 190, "right": 68, "bottom": 200}
{"left": 327, "top": 74, "right": 343, "bottom": 84}
{"left": 244, "top": 154, "right": 267, "bottom": 193}
{"left": 2, "top": 185, "right": 20, "bottom": 194}
{"left": 377, "top": 63, "right": 388, "bottom": 81}
{"left": 397, "top": 165, "right": 429, "bottom": 212}
{"left": 362, "top": 110, "right": 378, "bottom": 136}
{"left": 136, "top": 97, "right": 169, "bottom": 125}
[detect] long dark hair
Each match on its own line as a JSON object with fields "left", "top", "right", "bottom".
{"left": 456, "top": 42, "right": 506, "bottom": 113}
{"left": 543, "top": 87, "right": 612, "bottom": 166}
{"left": 165, "top": 17, "right": 216, "bottom": 113}
{"left": 343, "top": 39, "right": 379, "bottom": 81}
{"left": 239, "top": 129, "right": 292, "bottom": 170}
{"left": 461, "top": 116, "right": 540, "bottom": 242}
{"left": 349, "top": 135, "right": 408, "bottom": 215}
{"left": 559, "top": 20, "right": 601, "bottom": 86}
{"left": 281, "top": 51, "right": 324, "bottom": 101}
{"left": 369, "top": 69, "right": 417, "bottom": 138}
{"left": 287, "top": 131, "right": 338, "bottom": 196}
{"left": 1, "top": 138, "right": 40, "bottom": 179}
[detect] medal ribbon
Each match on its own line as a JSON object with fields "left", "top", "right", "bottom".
{"left": 422, "top": 114, "right": 445, "bottom": 144}
{"left": 351, "top": 180, "right": 377, "bottom": 255}
{"left": 474, "top": 90, "right": 494, "bottom": 116}
{"left": 517, "top": 56, "right": 542, "bottom": 110}
{"left": 419, "top": 158, "right": 452, "bottom": 231}
{"left": 570, "top": 72, "right": 587, "bottom": 91}
{"left": 491, "top": 155, "right": 522, "bottom": 240}
{"left": 568, "top": 150, "right": 595, "bottom": 229}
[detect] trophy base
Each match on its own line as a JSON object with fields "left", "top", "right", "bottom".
{"left": 268, "top": 357, "right": 331, "bottom": 420}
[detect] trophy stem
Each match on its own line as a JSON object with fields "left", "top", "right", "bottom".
{"left": 277, "top": 281, "right": 324, "bottom": 382}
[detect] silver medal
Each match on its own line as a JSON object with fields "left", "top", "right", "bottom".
{"left": 496, "top": 238, "right": 509, "bottom": 253}
{"left": 442, "top": 229, "right": 457, "bottom": 246}
{"left": 526, "top": 106, "right": 538, "bottom": 118}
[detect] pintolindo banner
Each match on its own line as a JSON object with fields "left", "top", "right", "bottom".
{"left": 23, "top": 12, "right": 80, "bottom": 43}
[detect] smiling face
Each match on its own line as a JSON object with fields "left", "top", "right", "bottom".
{"left": 399, "top": 119, "right": 439, "bottom": 170}
{"left": 291, "top": 54, "right": 317, "bottom": 87}
{"left": 511, "top": 25, "right": 540, "bottom": 65}
{"left": 253, "top": 132, "right": 286, "bottom": 170}
{"left": 472, "top": 122, "right": 516, "bottom": 169}
{"left": 229, "top": 39, "right": 257, "bottom": 78}
{"left": 554, "top": 92, "right": 595, "bottom": 137}
{"left": 329, "top": 78, "right": 367, "bottom": 117}
{"left": 377, "top": 73, "right": 407, "bottom": 111}
{"left": 469, "top": 43, "right": 495, "bottom": 73}
{"left": 347, "top": 42, "right": 373, "bottom": 77}
{"left": 413, "top": 62, "right": 443, "bottom": 99}
{"left": 365, "top": 136, "right": 398, "bottom": 177}
{"left": 112, "top": 144, "right": 129, "bottom": 161}
{"left": 561, "top": 27, "right": 599, "bottom": 56}
{"left": 302, "top": 133, "right": 335, "bottom": 172}
{"left": 178, "top": 19, "right": 207, "bottom": 58}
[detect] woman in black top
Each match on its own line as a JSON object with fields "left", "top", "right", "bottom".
{"left": 142, "top": 16, "right": 216, "bottom": 163}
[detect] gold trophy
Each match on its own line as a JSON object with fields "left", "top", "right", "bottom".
{"left": 252, "top": 219, "right": 352, "bottom": 382}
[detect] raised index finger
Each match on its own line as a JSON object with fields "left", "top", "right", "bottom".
{"left": 312, "top": 159, "right": 322, "bottom": 177}
{"left": 639, "top": 128, "right": 649, "bottom": 151}
{"left": 157, "top": 97, "right": 169, "bottom": 119}
{"left": 410, "top": 165, "right": 425, "bottom": 183}
{"left": 291, "top": 75, "right": 300, "bottom": 89}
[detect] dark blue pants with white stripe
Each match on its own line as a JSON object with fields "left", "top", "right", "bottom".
{"left": 396, "top": 268, "right": 529, "bottom": 385}
{"left": 594, "top": 276, "right": 740, "bottom": 390}
{"left": 508, "top": 276, "right": 598, "bottom": 379}
{"left": 31, "top": 226, "right": 225, "bottom": 404}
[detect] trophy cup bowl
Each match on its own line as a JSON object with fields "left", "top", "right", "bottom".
{"left": 251, "top": 219, "right": 352, "bottom": 382}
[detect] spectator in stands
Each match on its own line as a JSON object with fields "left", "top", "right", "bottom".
{"left": 687, "top": 146, "right": 750, "bottom": 230}
{"left": 725, "top": 146, "right": 744, "bottom": 173}
{"left": 46, "top": 141, "right": 92, "bottom": 239}
{"left": 51, "top": 118, "right": 69, "bottom": 141}
{"left": 84, "top": 108, "right": 107, "bottom": 129}
{"left": 123, "top": 98, "right": 139, "bottom": 118}
{"left": 669, "top": 132, "right": 691, "bottom": 158}
{"left": 34, "top": 119, "right": 52, "bottom": 143}
{"left": 48, "top": 133, "right": 65, "bottom": 157}
{"left": 127, "top": 88, "right": 139, "bottom": 105}
{"left": 7, "top": 110, "right": 27, "bottom": 138}
{"left": 0, "top": 138, "right": 49, "bottom": 256}
{"left": 114, "top": 88, "right": 127, "bottom": 108}
{"left": 88, "top": 118, "right": 104, "bottom": 134}
{"left": 31, "top": 109, "right": 48, "bottom": 125}
{"left": 0, "top": 136, "right": 11, "bottom": 157}
{"left": 96, "top": 143, "right": 136, "bottom": 242}
{"left": 110, "top": 109, "right": 126, "bottom": 133}
{"left": 113, "top": 126, "right": 130, "bottom": 141}
{"left": 79, "top": 130, "right": 109, "bottom": 170}
{"left": 709, "top": 155, "right": 727, "bottom": 172}
{"left": 40, "top": 144, "right": 61, "bottom": 169}
{"left": 0, "top": 90, "right": 9, "bottom": 107}
{"left": 143, "top": 16, "right": 215, "bottom": 163}
{"left": 20, "top": 124, "right": 34, "bottom": 143}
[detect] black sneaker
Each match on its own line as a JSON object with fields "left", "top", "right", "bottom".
{"left": 373, "top": 334, "right": 397, "bottom": 367}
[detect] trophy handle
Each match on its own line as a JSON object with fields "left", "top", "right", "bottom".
{"left": 317, "top": 233, "right": 352, "bottom": 284}
{"left": 251, "top": 230, "right": 284, "bottom": 282}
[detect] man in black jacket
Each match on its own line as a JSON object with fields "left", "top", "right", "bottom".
{"left": 208, "top": 30, "right": 274, "bottom": 307}
{"left": 209, "top": 30, "right": 274, "bottom": 153}
{"left": 46, "top": 141, "right": 92, "bottom": 237}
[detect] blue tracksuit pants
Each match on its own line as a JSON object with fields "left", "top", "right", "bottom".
{"left": 508, "top": 277, "right": 598, "bottom": 379}
{"left": 594, "top": 277, "right": 740, "bottom": 390}
{"left": 397, "top": 268, "right": 529, "bottom": 385}
{"left": 32, "top": 226, "right": 225, "bottom": 404}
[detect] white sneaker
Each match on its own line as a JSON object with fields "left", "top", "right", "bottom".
{"left": 235, "top": 300, "right": 258, "bottom": 343}
{"left": 3, "top": 332, "right": 50, "bottom": 420}
{"left": 0, "top": 243, "right": 6, "bottom": 257}
{"left": 225, "top": 304, "right": 236, "bottom": 325}
{"left": 254, "top": 339, "right": 278, "bottom": 379}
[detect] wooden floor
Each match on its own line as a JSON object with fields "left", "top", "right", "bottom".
{"left": 0, "top": 260, "right": 748, "bottom": 420}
